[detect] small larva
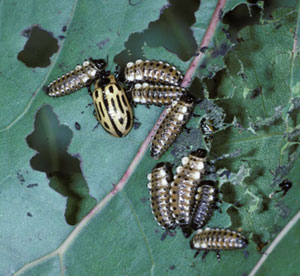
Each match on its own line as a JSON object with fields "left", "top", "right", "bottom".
{"left": 191, "top": 180, "right": 219, "bottom": 230}
{"left": 190, "top": 228, "right": 248, "bottom": 261}
{"left": 125, "top": 59, "right": 183, "bottom": 86}
{"left": 46, "top": 58, "right": 106, "bottom": 97}
{"left": 169, "top": 149, "right": 207, "bottom": 231}
{"left": 92, "top": 74, "right": 133, "bottom": 137}
{"left": 147, "top": 162, "right": 176, "bottom": 235}
{"left": 130, "top": 82, "right": 187, "bottom": 106}
{"left": 269, "top": 179, "right": 293, "bottom": 198}
{"left": 200, "top": 118, "right": 215, "bottom": 143}
{"left": 151, "top": 95, "right": 196, "bottom": 160}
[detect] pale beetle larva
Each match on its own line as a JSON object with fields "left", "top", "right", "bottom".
{"left": 151, "top": 95, "right": 196, "bottom": 160}
{"left": 130, "top": 82, "right": 187, "bottom": 106}
{"left": 169, "top": 149, "right": 207, "bottom": 236}
{"left": 147, "top": 162, "right": 177, "bottom": 239}
{"left": 92, "top": 74, "right": 133, "bottom": 137}
{"left": 46, "top": 58, "right": 106, "bottom": 97}
{"left": 190, "top": 228, "right": 248, "bottom": 261}
{"left": 191, "top": 180, "right": 220, "bottom": 230}
{"left": 125, "top": 59, "right": 183, "bottom": 86}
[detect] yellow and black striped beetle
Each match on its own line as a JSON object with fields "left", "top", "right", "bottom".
{"left": 46, "top": 58, "right": 107, "bottom": 97}
{"left": 92, "top": 74, "right": 133, "bottom": 137}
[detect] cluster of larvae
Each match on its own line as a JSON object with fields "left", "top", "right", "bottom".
{"left": 46, "top": 58, "right": 198, "bottom": 160}
{"left": 147, "top": 149, "right": 248, "bottom": 261}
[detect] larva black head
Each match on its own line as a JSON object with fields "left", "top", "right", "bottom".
{"left": 180, "top": 95, "right": 195, "bottom": 104}
{"left": 240, "top": 237, "right": 248, "bottom": 248}
{"left": 191, "top": 149, "right": 207, "bottom": 158}
{"left": 190, "top": 238, "right": 195, "bottom": 249}
{"left": 200, "top": 180, "right": 215, "bottom": 186}
{"left": 181, "top": 226, "right": 193, "bottom": 238}
{"left": 279, "top": 179, "right": 292, "bottom": 190}
{"left": 90, "top": 58, "right": 107, "bottom": 70}
{"left": 154, "top": 162, "right": 172, "bottom": 170}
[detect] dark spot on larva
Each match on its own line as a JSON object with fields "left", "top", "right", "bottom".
{"left": 62, "top": 26, "right": 67, "bottom": 32}
{"left": 95, "top": 90, "right": 99, "bottom": 98}
{"left": 75, "top": 122, "right": 81, "bottom": 130}
{"left": 119, "top": 117, "right": 124, "bottom": 124}
{"left": 104, "top": 122, "right": 109, "bottom": 129}
{"left": 26, "top": 183, "right": 38, "bottom": 188}
{"left": 27, "top": 212, "right": 32, "bottom": 217}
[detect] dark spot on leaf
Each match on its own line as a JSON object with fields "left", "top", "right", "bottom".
{"left": 62, "top": 26, "right": 67, "bottom": 32}
{"left": 222, "top": 28, "right": 230, "bottom": 39}
{"left": 140, "top": 197, "right": 148, "bottom": 204}
{"left": 133, "top": 121, "right": 141, "bottom": 130}
{"left": 75, "top": 122, "right": 81, "bottom": 130}
{"left": 26, "top": 105, "right": 97, "bottom": 225}
{"left": 169, "top": 265, "right": 176, "bottom": 270}
{"left": 18, "top": 25, "right": 59, "bottom": 68}
{"left": 97, "top": 38, "right": 110, "bottom": 50}
{"left": 26, "top": 183, "right": 38, "bottom": 188}
{"left": 58, "top": 35, "right": 65, "bottom": 40}
{"left": 21, "top": 28, "right": 31, "bottom": 38}
{"left": 17, "top": 171, "right": 25, "bottom": 184}
{"left": 200, "top": 46, "right": 208, "bottom": 53}
{"left": 27, "top": 212, "right": 32, "bottom": 217}
{"left": 250, "top": 87, "right": 262, "bottom": 99}
{"left": 243, "top": 250, "right": 249, "bottom": 259}
{"left": 252, "top": 234, "right": 268, "bottom": 253}
{"left": 275, "top": 23, "right": 282, "bottom": 29}
{"left": 218, "top": 9, "right": 223, "bottom": 20}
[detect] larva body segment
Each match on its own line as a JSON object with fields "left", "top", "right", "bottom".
{"left": 131, "top": 83, "right": 187, "bottom": 106}
{"left": 147, "top": 162, "right": 176, "bottom": 230}
{"left": 46, "top": 58, "right": 106, "bottom": 97}
{"left": 92, "top": 74, "right": 133, "bottom": 137}
{"left": 191, "top": 181, "right": 218, "bottom": 230}
{"left": 169, "top": 149, "right": 207, "bottom": 227}
{"left": 125, "top": 59, "right": 183, "bottom": 86}
{"left": 190, "top": 228, "right": 248, "bottom": 261}
{"left": 151, "top": 95, "right": 195, "bottom": 160}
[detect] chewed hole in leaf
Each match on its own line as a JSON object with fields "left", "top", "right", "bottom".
{"left": 115, "top": 0, "right": 199, "bottom": 66}
{"left": 26, "top": 105, "right": 96, "bottom": 225}
{"left": 17, "top": 25, "right": 59, "bottom": 68}
{"left": 227, "top": 206, "right": 242, "bottom": 229}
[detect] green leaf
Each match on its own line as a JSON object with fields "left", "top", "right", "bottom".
{"left": 1, "top": 1, "right": 300, "bottom": 276}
